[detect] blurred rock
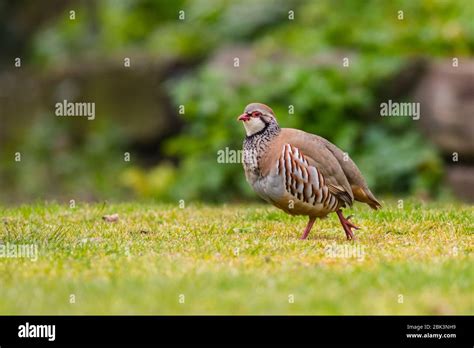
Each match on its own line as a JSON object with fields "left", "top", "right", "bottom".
{"left": 414, "top": 60, "right": 474, "bottom": 202}
{"left": 0, "top": 58, "right": 183, "bottom": 164}
{"left": 415, "top": 60, "right": 474, "bottom": 158}
{"left": 446, "top": 165, "right": 474, "bottom": 203}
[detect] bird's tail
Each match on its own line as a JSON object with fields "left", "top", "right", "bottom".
{"left": 352, "top": 186, "right": 382, "bottom": 210}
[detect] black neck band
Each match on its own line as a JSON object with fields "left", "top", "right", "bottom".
{"left": 246, "top": 122, "right": 270, "bottom": 139}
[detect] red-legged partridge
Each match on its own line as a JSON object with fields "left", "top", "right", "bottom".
{"left": 238, "top": 103, "right": 381, "bottom": 240}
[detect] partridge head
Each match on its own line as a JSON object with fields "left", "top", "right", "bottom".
{"left": 238, "top": 102, "right": 381, "bottom": 240}
{"left": 238, "top": 103, "right": 278, "bottom": 136}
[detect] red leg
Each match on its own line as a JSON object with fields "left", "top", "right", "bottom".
{"left": 300, "top": 217, "right": 316, "bottom": 240}
{"left": 336, "top": 210, "right": 359, "bottom": 240}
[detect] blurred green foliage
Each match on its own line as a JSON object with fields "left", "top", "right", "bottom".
{"left": 162, "top": 0, "right": 471, "bottom": 201}
{"left": 166, "top": 57, "right": 444, "bottom": 201}
{"left": 2, "top": 0, "right": 472, "bottom": 203}
{"left": 1, "top": 116, "right": 128, "bottom": 202}
{"left": 120, "top": 163, "right": 176, "bottom": 200}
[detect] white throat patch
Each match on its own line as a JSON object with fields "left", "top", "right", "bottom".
{"left": 243, "top": 117, "right": 266, "bottom": 136}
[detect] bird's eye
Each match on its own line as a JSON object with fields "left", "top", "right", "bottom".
{"left": 251, "top": 111, "right": 262, "bottom": 117}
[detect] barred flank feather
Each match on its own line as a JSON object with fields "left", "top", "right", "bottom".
{"left": 279, "top": 144, "right": 342, "bottom": 212}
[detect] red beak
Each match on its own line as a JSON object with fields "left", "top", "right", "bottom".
{"left": 238, "top": 113, "right": 250, "bottom": 121}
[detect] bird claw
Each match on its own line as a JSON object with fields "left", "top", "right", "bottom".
{"left": 336, "top": 210, "right": 360, "bottom": 241}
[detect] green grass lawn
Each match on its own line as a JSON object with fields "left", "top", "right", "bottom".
{"left": 0, "top": 200, "right": 472, "bottom": 315}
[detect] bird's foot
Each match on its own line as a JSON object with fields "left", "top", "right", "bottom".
{"left": 336, "top": 210, "right": 359, "bottom": 241}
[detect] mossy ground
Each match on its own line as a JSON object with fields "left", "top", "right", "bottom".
{"left": 0, "top": 199, "right": 472, "bottom": 314}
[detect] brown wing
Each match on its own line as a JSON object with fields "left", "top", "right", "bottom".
{"left": 283, "top": 130, "right": 354, "bottom": 203}
{"left": 316, "top": 135, "right": 382, "bottom": 209}
{"left": 276, "top": 143, "right": 352, "bottom": 211}
{"left": 263, "top": 128, "right": 380, "bottom": 210}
